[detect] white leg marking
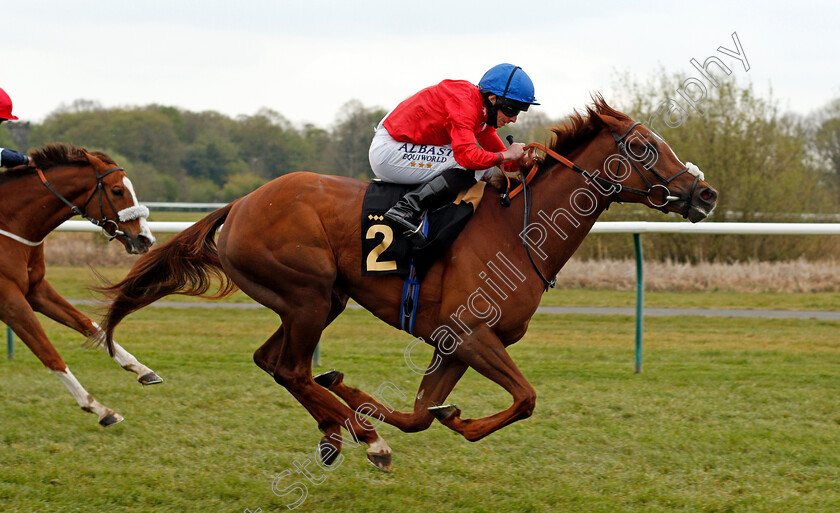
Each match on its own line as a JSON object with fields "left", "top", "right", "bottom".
{"left": 367, "top": 435, "right": 392, "bottom": 455}
{"left": 51, "top": 367, "right": 120, "bottom": 423}
{"left": 90, "top": 323, "right": 154, "bottom": 377}
{"left": 52, "top": 367, "right": 93, "bottom": 408}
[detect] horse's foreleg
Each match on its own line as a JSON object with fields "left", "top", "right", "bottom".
{"left": 26, "top": 278, "right": 161, "bottom": 384}
{"left": 318, "top": 351, "right": 468, "bottom": 433}
{"left": 0, "top": 290, "right": 123, "bottom": 426}
{"left": 432, "top": 327, "right": 536, "bottom": 442}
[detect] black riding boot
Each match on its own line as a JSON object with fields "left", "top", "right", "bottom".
{"left": 384, "top": 167, "right": 477, "bottom": 246}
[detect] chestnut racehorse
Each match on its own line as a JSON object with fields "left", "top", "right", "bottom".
{"left": 100, "top": 98, "right": 717, "bottom": 470}
{"left": 0, "top": 144, "right": 158, "bottom": 426}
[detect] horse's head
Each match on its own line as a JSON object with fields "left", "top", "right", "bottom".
{"left": 81, "top": 151, "right": 156, "bottom": 254}
{"left": 588, "top": 108, "right": 718, "bottom": 223}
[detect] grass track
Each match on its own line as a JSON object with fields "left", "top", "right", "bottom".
{"left": 39, "top": 266, "right": 840, "bottom": 310}
{"left": 1, "top": 299, "right": 839, "bottom": 512}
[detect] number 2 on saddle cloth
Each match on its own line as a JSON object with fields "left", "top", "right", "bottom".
{"left": 360, "top": 179, "right": 486, "bottom": 334}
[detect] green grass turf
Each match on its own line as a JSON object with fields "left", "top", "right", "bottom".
{"left": 540, "top": 288, "right": 840, "bottom": 311}
{"left": 39, "top": 266, "right": 840, "bottom": 310}
{"left": 1, "top": 301, "right": 838, "bottom": 512}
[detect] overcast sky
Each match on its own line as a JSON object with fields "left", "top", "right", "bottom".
{"left": 4, "top": 0, "right": 838, "bottom": 128}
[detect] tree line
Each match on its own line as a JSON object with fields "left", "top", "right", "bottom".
{"left": 569, "top": 74, "right": 840, "bottom": 262}
{"left": 2, "top": 99, "right": 387, "bottom": 202}
{"left": 1, "top": 75, "right": 838, "bottom": 261}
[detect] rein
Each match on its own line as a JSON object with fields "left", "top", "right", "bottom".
{"left": 520, "top": 176, "right": 556, "bottom": 290}
{"left": 508, "top": 123, "right": 697, "bottom": 209}
{"left": 505, "top": 122, "right": 698, "bottom": 291}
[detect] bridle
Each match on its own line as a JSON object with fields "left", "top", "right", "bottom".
{"left": 35, "top": 164, "right": 147, "bottom": 240}
{"left": 512, "top": 122, "right": 700, "bottom": 216}
{"left": 507, "top": 122, "right": 702, "bottom": 290}
{"left": 609, "top": 122, "right": 700, "bottom": 217}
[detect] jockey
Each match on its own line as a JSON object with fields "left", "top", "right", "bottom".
{"left": 0, "top": 87, "right": 33, "bottom": 169}
{"left": 369, "top": 63, "right": 539, "bottom": 245}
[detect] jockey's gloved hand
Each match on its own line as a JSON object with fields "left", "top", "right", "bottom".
{"left": 520, "top": 149, "right": 536, "bottom": 170}
{"left": 502, "top": 142, "right": 526, "bottom": 162}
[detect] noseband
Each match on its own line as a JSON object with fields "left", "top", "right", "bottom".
{"left": 36, "top": 165, "right": 148, "bottom": 239}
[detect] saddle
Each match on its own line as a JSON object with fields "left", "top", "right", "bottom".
{"left": 361, "top": 179, "right": 485, "bottom": 281}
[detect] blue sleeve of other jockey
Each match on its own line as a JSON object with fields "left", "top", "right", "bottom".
{"left": 0, "top": 148, "right": 29, "bottom": 168}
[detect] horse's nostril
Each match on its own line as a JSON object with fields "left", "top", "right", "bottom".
{"left": 139, "top": 235, "right": 154, "bottom": 247}
{"left": 699, "top": 187, "right": 717, "bottom": 203}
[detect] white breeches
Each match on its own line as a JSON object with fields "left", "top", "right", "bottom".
{"left": 368, "top": 125, "right": 493, "bottom": 184}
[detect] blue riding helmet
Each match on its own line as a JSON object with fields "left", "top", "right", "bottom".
{"left": 478, "top": 63, "right": 539, "bottom": 111}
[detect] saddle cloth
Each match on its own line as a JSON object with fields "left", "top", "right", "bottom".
{"left": 361, "top": 180, "right": 485, "bottom": 280}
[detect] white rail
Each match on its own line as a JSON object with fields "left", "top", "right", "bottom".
{"left": 10, "top": 221, "right": 835, "bottom": 368}
{"left": 590, "top": 221, "right": 840, "bottom": 235}
{"left": 54, "top": 220, "right": 840, "bottom": 235}
{"left": 56, "top": 221, "right": 196, "bottom": 233}
{"left": 144, "top": 202, "right": 227, "bottom": 211}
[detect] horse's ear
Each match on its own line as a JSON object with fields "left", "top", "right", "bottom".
{"left": 591, "top": 112, "right": 623, "bottom": 131}
{"left": 83, "top": 150, "right": 107, "bottom": 170}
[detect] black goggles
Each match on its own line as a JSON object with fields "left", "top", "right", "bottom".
{"left": 497, "top": 97, "right": 530, "bottom": 118}
{"left": 499, "top": 104, "right": 521, "bottom": 117}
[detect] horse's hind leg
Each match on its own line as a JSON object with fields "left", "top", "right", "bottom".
{"left": 317, "top": 351, "right": 467, "bottom": 433}
{"left": 26, "top": 277, "right": 162, "bottom": 384}
{"left": 255, "top": 306, "right": 394, "bottom": 471}
{"left": 237, "top": 268, "right": 391, "bottom": 469}
{"left": 253, "top": 324, "right": 346, "bottom": 460}
{"left": 0, "top": 289, "right": 122, "bottom": 426}
{"left": 254, "top": 288, "right": 347, "bottom": 375}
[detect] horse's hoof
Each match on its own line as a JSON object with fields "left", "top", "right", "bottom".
{"left": 366, "top": 451, "right": 392, "bottom": 473}
{"left": 313, "top": 369, "right": 341, "bottom": 388}
{"left": 99, "top": 412, "right": 124, "bottom": 427}
{"left": 428, "top": 404, "right": 459, "bottom": 421}
{"left": 318, "top": 436, "right": 341, "bottom": 466}
{"left": 138, "top": 372, "right": 163, "bottom": 385}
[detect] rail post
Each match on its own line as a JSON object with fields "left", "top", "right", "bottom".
{"left": 633, "top": 233, "right": 644, "bottom": 374}
{"left": 6, "top": 325, "right": 13, "bottom": 360}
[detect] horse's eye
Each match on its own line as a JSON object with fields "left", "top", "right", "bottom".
{"left": 111, "top": 187, "right": 124, "bottom": 197}
{"left": 633, "top": 141, "right": 656, "bottom": 153}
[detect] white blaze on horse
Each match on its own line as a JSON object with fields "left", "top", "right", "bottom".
{"left": 0, "top": 144, "right": 159, "bottom": 426}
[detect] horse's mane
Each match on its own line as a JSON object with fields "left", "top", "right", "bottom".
{"left": 547, "top": 94, "right": 631, "bottom": 159}
{"left": 487, "top": 95, "right": 631, "bottom": 190}
{"left": 30, "top": 143, "right": 116, "bottom": 170}
{"left": 0, "top": 144, "right": 116, "bottom": 186}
